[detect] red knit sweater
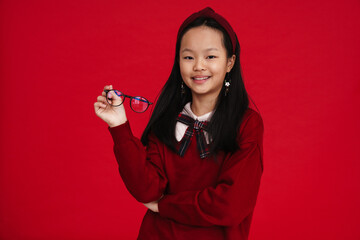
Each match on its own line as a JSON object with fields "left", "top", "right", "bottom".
{"left": 108, "top": 108, "right": 264, "bottom": 240}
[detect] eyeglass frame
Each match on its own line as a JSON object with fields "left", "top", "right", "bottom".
{"left": 104, "top": 89, "right": 153, "bottom": 113}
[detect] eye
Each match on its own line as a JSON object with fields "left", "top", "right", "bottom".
{"left": 183, "top": 56, "right": 193, "bottom": 60}
{"left": 207, "top": 55, "right": 217, "bottom": 59}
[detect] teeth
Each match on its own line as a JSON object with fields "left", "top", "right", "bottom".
{"left": 193, "top": 77, "right": 210, "bottom": 80}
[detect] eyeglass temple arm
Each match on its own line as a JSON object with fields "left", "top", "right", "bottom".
{"left": 105, "top": 90, "right": 152, "bottom": 104}
{"left": 123, "top": 94, "right": 152, "bottom": 104}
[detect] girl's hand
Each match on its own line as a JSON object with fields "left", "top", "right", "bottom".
{"left": 143, "top": 194, "right": 164, "bottom": 213}
{"left": 94, "top": 85, "right": 127, "bottom": 127}
{"left": 143, "top": 201, "right": 159, "bottom": 213}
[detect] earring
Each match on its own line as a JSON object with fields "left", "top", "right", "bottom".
{"left": 224, "top": 73, "right": 231, "bottom": 96}
{"left": 181, "top": 81, "right": 185, "bottom": 95}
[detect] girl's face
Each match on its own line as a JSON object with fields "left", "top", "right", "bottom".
{"left": 179, "top": 26, "right": 235, "bottom": 101}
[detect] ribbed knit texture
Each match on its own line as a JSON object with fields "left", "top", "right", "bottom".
{"left": 108, "top": 108, "right": 264, "bottom": 240}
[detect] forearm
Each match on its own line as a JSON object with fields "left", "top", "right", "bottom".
{"left": 109, "top": 121, "right": 167, "bottom": 203}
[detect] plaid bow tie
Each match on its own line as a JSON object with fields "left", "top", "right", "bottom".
{"left": 176, "top": 113, "right": 210, "bottom": 159}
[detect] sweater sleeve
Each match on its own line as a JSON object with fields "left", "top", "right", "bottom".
{"left": 108, "top": 121, "right": 168, "bottom": 203}
{"left": 157, "top": 111, "right": 264, "bottom": 227}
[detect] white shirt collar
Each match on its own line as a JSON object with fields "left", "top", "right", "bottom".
{"left": 182, "top": 102, "right": 213, "bottom": 121}
{"left": 175, "top": 102, "right": 214, "bottom": 143}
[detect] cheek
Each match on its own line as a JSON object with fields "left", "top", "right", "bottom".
{"left": 179, "top": 62, "right": 191, "bottom": 77}
{"left": 209, "top": 62, "right": 227, "bottom": 75}
{"left": 179, "top": 66, "right": 185, "bottom": 79}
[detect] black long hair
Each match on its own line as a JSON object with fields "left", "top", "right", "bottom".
{"left": 141, "top": 17, "right": 250, "bottom": 158}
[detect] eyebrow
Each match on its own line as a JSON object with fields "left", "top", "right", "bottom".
{"left": 181, "top": 48, "right": 219, "bottom": 53}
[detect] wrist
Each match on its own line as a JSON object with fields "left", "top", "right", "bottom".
{"left": 108, "top": 119, "right": 127, "bottom": 128}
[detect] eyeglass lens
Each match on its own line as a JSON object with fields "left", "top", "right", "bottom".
{"left": 106, "top": 90, "right": 124, "bottom": 106}
{"left": 130, "top": 96, "right": 149, "bottom": 113}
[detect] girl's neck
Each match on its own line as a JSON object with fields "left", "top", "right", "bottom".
{"left": 190, "top": 95, "right": 217, "bottom": 116}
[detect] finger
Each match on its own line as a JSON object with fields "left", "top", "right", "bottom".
{"left": 103, "top": 85, "right": 113, "bottom": 97}
{"left": 97, "top": 96, "right": 109, "bottom": 105}
{"left": 96, "top": 101, "right": 107, "bottom": 107}
{"left": 102, "top": 89, "right": 109, "bottom": 97}
{"left": 97, "top": 95, "right": 108, "bottom": 105}
{"left": 94, "top": 101, "right": 107, "bottom": 108}
{"left": 103, "top": 85, "right": 113, "bottom": 91}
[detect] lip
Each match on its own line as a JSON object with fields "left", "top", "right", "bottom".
{"left": 192, "top": 75, "right": 210, "bottom": 79}
{"left": 191, "top": 76, "right": 211, "bottom": 84}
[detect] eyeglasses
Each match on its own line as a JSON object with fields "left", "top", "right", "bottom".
{"left": 104, "top": 89, "right": 153, "bottom": 113}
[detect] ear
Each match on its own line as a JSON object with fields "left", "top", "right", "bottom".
{"left": 226, "top": 54, "right": 236, "bottom": 72}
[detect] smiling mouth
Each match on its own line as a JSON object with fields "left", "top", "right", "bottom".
{"left": 192, "top": 76, "right": 210, "bottom": 80}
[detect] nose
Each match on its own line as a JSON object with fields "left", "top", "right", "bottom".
{"left": 193, "top": 58, "right": 206, "bottom": 71}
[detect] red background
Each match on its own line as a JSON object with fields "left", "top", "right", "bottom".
{"left": 1, "top": 0, "right": 360, "bottom": 239}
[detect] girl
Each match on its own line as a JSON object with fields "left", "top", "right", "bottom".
{"left": 94, "top": 7, "right": 264, "bottom": 240}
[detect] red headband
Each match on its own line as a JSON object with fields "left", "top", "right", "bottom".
{"left": 177, "top": 7, "right": 237, "bottom": 54}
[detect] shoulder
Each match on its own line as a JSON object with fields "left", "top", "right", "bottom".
{"left": 237, "top": 108, "right": 264, "bottom": 144}
{"left": 241, "top": 108, "right": 264, "bottom": 126}
{"left": 147, "top": 128, "right": 168, "bottom": 151}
